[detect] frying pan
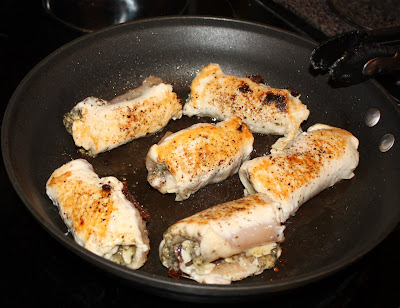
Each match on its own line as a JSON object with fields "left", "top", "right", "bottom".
{"left": 2, "top": 17, "right": 400, "bottom": 302}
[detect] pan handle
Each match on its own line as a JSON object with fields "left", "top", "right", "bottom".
{"left": 363, "top": 51, "right": 400, "bottom": 76}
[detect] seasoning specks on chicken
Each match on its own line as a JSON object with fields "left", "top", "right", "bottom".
{"left": 159, "top": 193, "right": 285, "bottom": 284}
{"left": 46, "top": 159, "right": 150, "bottom": 270}
{"left": 63, "top": 77, "right": 182, "bottom": 156}
{"left": 146, "top": 116, "right": 254, "bottom": 201}
{"left": 51, "top": 65, "right": 360, "bottom": 285}
{"left": 183, "top": 63, "right": 310, "bottom": 151}
{"left": 239, "top": 124, "right": 360, "bottom": 222}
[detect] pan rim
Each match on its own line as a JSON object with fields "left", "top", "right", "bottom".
{"left": 2, "top": 16, "right": 400, "bottom": 299}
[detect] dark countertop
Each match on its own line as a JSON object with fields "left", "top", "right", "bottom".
{"left": 272, "top": 0, "right": 354, "bottom": 36}
{"left": 2, "top": 1, "right": 400, "bottom": 307}
{"left": 273, "top": 0, "right": 400, "bottom": 36}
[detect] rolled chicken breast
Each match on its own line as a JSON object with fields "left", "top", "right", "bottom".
{"left": 183, "top": 63, "right": 310, "bottom": 150}
{"left": 63, "top": 77, "right": 182, "bottom": 156}
{"left": 159, "top": 193, "right": 285, "bottom": 284}
{"left": 146, "top": 116, "right": 254, "bottom": 201}
{"left": 46, "top": 159, "right": 150, "bottom": 270}
{"left": 239, "top": 124, "right": 359, "bottom": 222}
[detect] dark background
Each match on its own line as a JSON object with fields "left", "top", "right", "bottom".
{"left": 1, "top": 1, "right": 399, "bottom": 306}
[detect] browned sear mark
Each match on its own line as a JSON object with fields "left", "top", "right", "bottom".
{"left": 285, "top": 86, "right": 301, "bottom": 97}
{"left": 246, "top": 74, "right": 264, "bottom": 84}
{"left": 102, "top": 184, "right": 112, "bottom": 191}
{"left": 263, "top": 92, "right": 287, "bottom": 112}
{"left": 238, "top": 82, "right": 252, "bottom": 94}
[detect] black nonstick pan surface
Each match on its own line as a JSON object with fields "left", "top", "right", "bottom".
{"left": 2, "top": 17, "right": 400, "bottom": 302}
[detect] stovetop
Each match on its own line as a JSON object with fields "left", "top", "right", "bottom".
{"left": 2, "top": 1, "right": 399, "bottom": 306}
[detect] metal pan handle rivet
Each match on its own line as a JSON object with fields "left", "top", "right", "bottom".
{"left": 365, "top": 108, "right": 381, "bottom": 127}
{"left": 379, "top": 133, "right": 395, "bottom": 152}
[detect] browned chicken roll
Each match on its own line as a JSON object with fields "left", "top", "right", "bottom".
{"left": 146, "top": 116, "right": 254, "bottom": 201}
{"left": 159, "top": 193, "right": 285, "bottom": 284}
{"left": 239, "top": 123, "right": 359, "bottom": 222}
{"left": 46, "top": 159, "right": 150, "bottom": 269}
{"left": 183, "top": 63, "right": 310, "bottom": 151}
{"left": 63, "top": 77, "right": 182, "bottom": 156}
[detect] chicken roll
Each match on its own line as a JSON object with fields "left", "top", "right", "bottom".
{"left": 46, "top": 159, "right": 150, "bottom": 269}
{"left": 146, "top": 116, "right": 254, "bottom": 201}
{"left": 159, "top": 193, "right": 285, "bottom": 284}
{"left": 183, "top": 63, "right": 310, "bottom": 150}
{"left": 239, "top": 124, "right": 359, "bottom": 222}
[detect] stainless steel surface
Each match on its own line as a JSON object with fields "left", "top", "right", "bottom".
{"left": 42, "top": 0, "right": 188, "bottom": 32}
{"left": 379, "top": 133, "right": 395, "bottom": 152}
{"left": 364, "top": 108, "right": 381, "bottom": 127}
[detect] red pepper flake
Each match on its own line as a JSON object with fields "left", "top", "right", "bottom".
{"left": 168, "top": 268, "right": 184, "bottom": 280}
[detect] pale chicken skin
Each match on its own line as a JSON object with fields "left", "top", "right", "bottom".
{"left": 239, "top": 124, "right": 359, "bottom": 222}
{"left": 63, "top": 78, "right": 182, "bottom": 156}
{"left": 183, "top": 63, "right": 310, "bottom": 150}
{"left": 46, "top": 159, "right": 150, "bottom": 270}
{"left": 159, "top": 193, "right": 285, "bottom": 284}
{"left": 146, "top": 116, "right": 254, "bottom": 201}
